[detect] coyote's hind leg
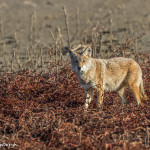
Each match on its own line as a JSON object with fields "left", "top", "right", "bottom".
{"left": 129, "top": 84, "right": 142, "bottom": 105}
{"left": 117, "top": 86, "right": 127, "bottom": 104}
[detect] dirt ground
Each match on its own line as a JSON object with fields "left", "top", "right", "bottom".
{"left": 0, "top": 0, "right": 150, "bottom": 70}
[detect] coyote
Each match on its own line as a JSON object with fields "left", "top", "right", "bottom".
{"left": 68, "top": 45, "right": 148, "bottom": 109}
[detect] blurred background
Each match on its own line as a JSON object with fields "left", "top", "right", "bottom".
{"left": 0, "top": 0, "right": 150, "bottom": 72}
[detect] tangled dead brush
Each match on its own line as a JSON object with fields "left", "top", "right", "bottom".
{"left": 0, "top": 63, "right": 150, "bottom": 149}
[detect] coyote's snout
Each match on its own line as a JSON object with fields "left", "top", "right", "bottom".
{"left": 68, "top": 45, "right": 149, "bottom": 109}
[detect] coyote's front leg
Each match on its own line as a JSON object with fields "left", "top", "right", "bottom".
{"left": 84, "top": 89, "right": 93, "bottom": 109}
{"left": 96, "top": 83, "right": 104, "bottom": 108}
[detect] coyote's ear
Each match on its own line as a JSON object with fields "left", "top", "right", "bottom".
{"left": 64, "top": 47, "right": 76, "bottom": 58}
{"left": 82, "top": 46, "right": 92, "bottom": 57}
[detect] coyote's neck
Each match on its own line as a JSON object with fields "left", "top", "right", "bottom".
{"left": 78, "top": 58, "right": 96, "bottom": 84}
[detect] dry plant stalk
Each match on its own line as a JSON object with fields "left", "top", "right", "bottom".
{"left": 145, "top": 126, "right": 149, "bottom": 145}
{"left": 108, "top": 11, "right": 113, "bottom": 52}
{"left": 0, "top": 16, "right": 3, "bottom": 39}
{"left": 14, "top": 31, "right": 22, "bottom": 70}
{"left": 3, "top": 40, "right": 8, "bottom": 68}
{"left": 30, "top": 11, "right": 37, "bottom": 44}
{"left": 76, "top": 7, "right": 80, "bottom": 34}
{"left": 49, "top": 28, "right": 64, "bottom": 78}
{"left": 0, "top": 17, "right": 8, "bottom": 71}
{"left": 63, "top": 6, "right": 70, "bottom": 47}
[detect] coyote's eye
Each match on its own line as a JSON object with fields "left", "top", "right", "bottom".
{"left": 82, "top": 60, "right": 85, "bottom": 63}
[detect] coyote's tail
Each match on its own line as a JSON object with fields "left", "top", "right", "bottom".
{"left": 139, "top": 79, "right": 149, "bottom": 101}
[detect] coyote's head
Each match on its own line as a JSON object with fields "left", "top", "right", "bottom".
{"left": 67, "top": 45, "right": 92, "bottom": 75}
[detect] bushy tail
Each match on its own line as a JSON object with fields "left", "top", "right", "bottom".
{"left": 139, "top": 79, "right": 149, "bottom": 101}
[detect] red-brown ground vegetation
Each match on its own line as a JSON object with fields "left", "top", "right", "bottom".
{"left": 0, "top": 63, "right": 150, "bottom": 149}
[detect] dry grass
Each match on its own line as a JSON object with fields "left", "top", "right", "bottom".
{"left": 0, "top": 62, "right": 150, "bottom": 149}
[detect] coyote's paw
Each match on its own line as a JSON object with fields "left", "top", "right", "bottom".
{"left": 139, "top": 102, "right": 144, "bottom": 106}
{"left": 84, "top": 103, "right": 89, "bottom": 110}
{"left": 96, "top": 102, "right": 103, "bottom": 110}
{"left": 142, "top": 96, "right": 149, "bottom": 101}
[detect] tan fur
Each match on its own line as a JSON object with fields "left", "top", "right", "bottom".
{"left": 68, "top": 45, "right": 149, "bottom": 109}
